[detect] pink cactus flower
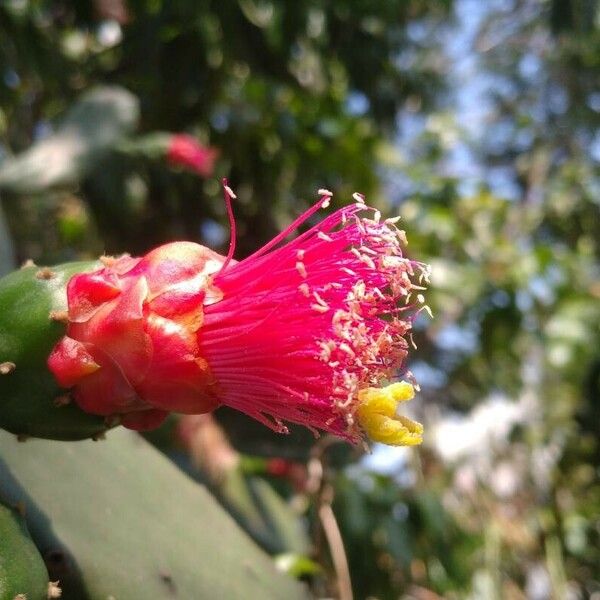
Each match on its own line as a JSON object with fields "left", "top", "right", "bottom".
{"left": 48, "top": 184, "right": 430, "bottom": 445}
{"left": 166, "top": 134, "right": 219, "bottom": 177}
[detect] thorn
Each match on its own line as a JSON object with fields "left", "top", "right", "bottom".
{"left": 0, "top": 361, "right": 15, "bottom": 375}
{"left": 15, "top": 501, "right": 26, "bottom": 516}
{"left": 54, "top": 394, "right": 71, "bottom": 407}
{"left": 16, "top": 434, "right": 29, "bottom": 443}
{"left": 104, "top": 415, "right": 121, "bottom": 428}
{"left": 20, "top": 258, "right": 36, "bottom": 269}
{"left": 159, "top": 569, "right": 177, "bottom": 594}
{"left": 49, "top": 310, "right": 69, "bottom": 323}
{"left": 100, "top": 254, "right": 116, "bottom": 267}
{"left": 47, "top": 580, "right": 62, "bottom": 598}
{"left": 36, "top": 267, "right": 56, "bottom": 280}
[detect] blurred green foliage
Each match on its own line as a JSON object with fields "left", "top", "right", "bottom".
{"left": 0, "top": 0, "right": 599, "bottom": 598}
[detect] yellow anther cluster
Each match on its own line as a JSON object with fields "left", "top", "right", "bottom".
{"left": 356, "top": 381, "right": 423, "bottom": 446}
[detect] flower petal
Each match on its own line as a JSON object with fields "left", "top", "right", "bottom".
{"left": 47, "top": 336, "right": 101, "bottom": 387}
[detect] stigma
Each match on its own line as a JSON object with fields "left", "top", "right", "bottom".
{"left": 356, "top": 381, "right": 423, "bottom": 446}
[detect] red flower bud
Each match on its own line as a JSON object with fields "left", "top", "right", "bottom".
{"left": 166, "top": 134, "right": 219, "bottom": 177}
{"left": 265, "top": 458, "right": 293, "bottom": 477}
{"left": 48, "top": 243, "right": 225, "bottom": 430}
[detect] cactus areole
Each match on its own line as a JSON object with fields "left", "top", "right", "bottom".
{"left": 2, "top": 187, "right": 431, "bottom": 445}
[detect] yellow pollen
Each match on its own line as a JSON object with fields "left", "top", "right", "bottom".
{"left": 356, "top": 381, "right": 423, "bottom": 446}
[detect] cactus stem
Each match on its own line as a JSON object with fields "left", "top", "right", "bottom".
{"left": 16, "top": 434, "right": 29, "bottom": 443}
{"left": 0, "top": 361, "right": 16, "bottom": 374}
{"left": 35, "top": 267, "right": 56, "bottom": 280}
{"left": 54, "top": 394, "right": 72, "bottom": 407}
{"left": 49, "top": 310, "right": 69, "bottom": 323}
{"left": 21, "top": 258, "right": 36, "bottom": 269}
{"left": 47, "top": 580, "right": 62, "bottom": 599}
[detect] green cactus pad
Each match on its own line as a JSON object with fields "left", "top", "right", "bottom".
{"left": 0, "top": 262, "right": 110, "bottom": 440}
{"left": 0, "top": 501, "right": 49, "bottom": 600}
{"left": 0, "top": 428, "right": 309, "bottom": 599}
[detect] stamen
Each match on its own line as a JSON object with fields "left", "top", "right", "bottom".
{"left": 219, "top": 178, "right": 237, "bottom": 274}
{"left": 298, "top": 283, "right": 310, "bottom": 297}
{"left": 246, "top": 191, "right": 334, "bottom": 261}
{"left": 317, "top": 231, "right": 333, "bottom": 242}
{"left": 311, "top": 304, "right": 330, "bottom": 313}
{"left": 296, "top": 261, "right": 307, "bottom": 278}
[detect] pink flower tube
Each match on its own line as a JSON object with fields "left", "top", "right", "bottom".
{"left": 48, "top": 185, "right": 430, "bottom": 446}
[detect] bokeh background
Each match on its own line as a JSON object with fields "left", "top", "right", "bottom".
{"left": 1, "top": 1, "right": 599, "bottom": 598}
